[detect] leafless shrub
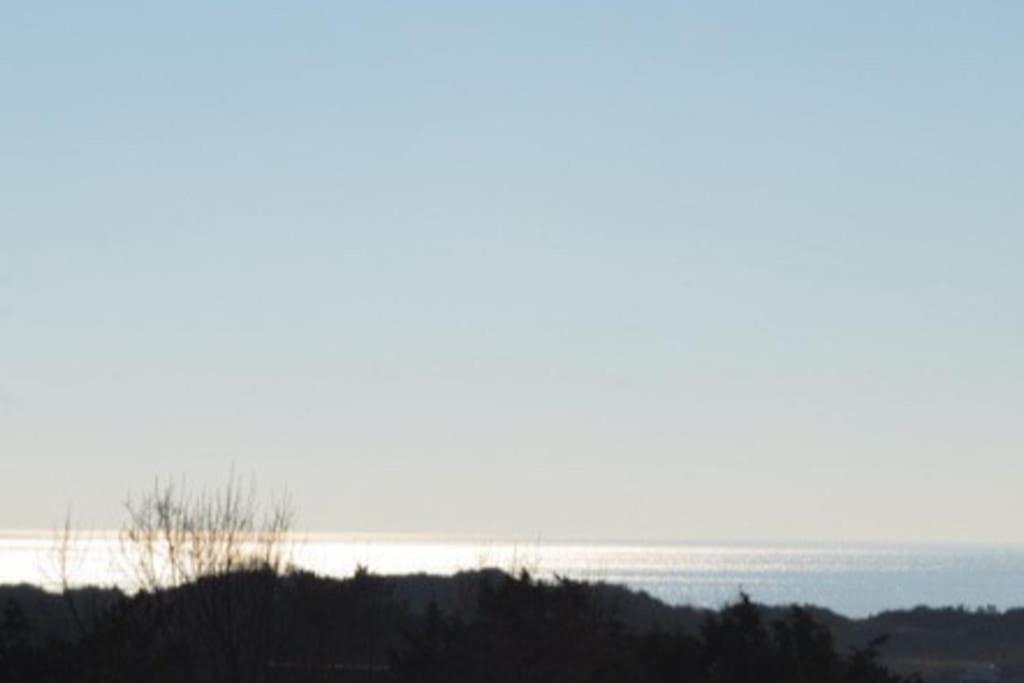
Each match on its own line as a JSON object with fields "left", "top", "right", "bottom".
{"left": 52, "top": 508, "right": 87, "bottom": 636}
{"left": 118, "top": 471, "right": 295, "bottom": 682}
{"left": 119, "top": 473, "right": 293, "bottom": 592}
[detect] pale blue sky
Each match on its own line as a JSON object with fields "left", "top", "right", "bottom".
{"left": 2, "top": 2, "right": 1023, "bottom": 541}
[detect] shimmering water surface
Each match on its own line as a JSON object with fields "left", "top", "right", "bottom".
{"left": 4, "top": 533, "right": 1024, "bottom": 618}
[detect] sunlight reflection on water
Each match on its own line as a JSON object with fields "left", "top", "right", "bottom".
{"left": 3, "top": 532, "right": 1023, "bottom": 617}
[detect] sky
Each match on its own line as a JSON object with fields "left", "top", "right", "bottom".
{"left": 2, "top": 2, "right": 1023, "bottom": 542}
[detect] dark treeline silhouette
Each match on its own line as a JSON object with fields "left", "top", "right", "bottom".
{"left": 0, "top": 568, "right": 918, "bottom": 683}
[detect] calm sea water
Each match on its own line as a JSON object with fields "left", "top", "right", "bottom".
{"left": 3, "top": 533, "right": 1024, "bottom": 618}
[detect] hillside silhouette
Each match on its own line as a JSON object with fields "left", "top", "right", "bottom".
{"left": 1, "top": 568, "right": 924, "bottom": 683}
{"left": 3, "top": 479, "right": 1008, "bottom": 682}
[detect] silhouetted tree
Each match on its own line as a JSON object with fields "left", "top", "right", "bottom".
{"left": 118, "top": 473, "right": 293, "bottom": 683}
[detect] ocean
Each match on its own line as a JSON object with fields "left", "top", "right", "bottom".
{"left": 3, "top": 532, "right": 1023, "bottom": 618}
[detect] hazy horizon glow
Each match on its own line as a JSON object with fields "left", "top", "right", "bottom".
{"left": 3, "top": 2, "right": 1023, "bottom": 542}
{"left": 7, "top": 531, "right": 1024, "bottom": 617}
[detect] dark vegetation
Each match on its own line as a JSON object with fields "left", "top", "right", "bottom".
{"left": 0, "top": 568, "right": 919, "bottom": 683}
{"left": 4, "top": 479, "right": 1006, "bottom": 682}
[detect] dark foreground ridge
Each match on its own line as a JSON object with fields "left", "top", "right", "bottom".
{"left": 0, "top": 568, "right": 1010, "bottom": 682}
